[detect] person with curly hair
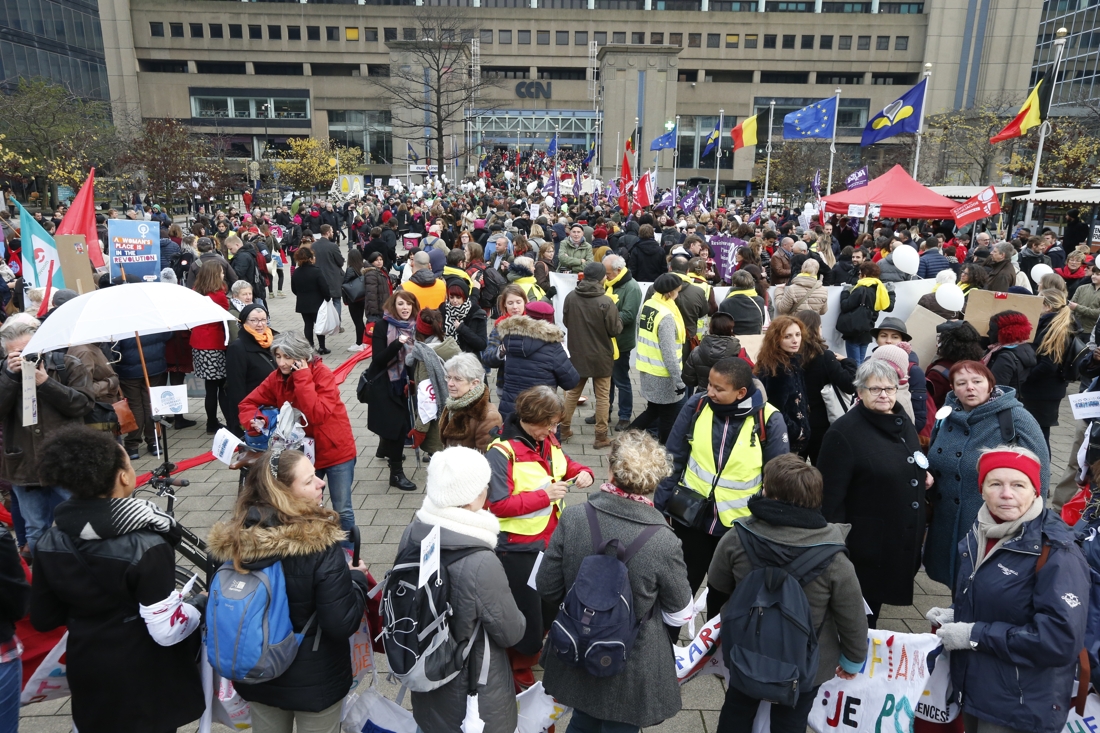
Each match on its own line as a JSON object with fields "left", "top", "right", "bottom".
{"left": 754, "top": 316, "right": 811, "bottom": 454}
{"left": 925, "top": 322, "right": 986, "bottom": 409}
{"left": 30, "top": 426, "right": 205, "bottom": 733}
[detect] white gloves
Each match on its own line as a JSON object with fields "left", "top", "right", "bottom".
{"left": 936, "top": 622, "right": 975, "bottom": 651}
{"left": 925, "top": 607, "right": 954, "bottom": 627}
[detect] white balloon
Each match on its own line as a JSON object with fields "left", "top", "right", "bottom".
{"left": 1031, "top": 263, "right": 1054, "bottom": 282}
{"left": 935, "top": 283, "right": 966, "bottom": 312}
{"left": 892, "top": 245, "right": 920, "bottom": 276}
{"left": 504, "top": 171, "right": 514, "bottom": 180}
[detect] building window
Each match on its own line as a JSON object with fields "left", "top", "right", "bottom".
{"left": 480, "top": 29, "right": 493, "bottom": 44}
{"left": 820, "top": 34, "right": 833, "bottom": 48}
{"left": 707, "top": 33, "right": 720, "bottom": 47}
{"left": 229, "top": 24, "right": 243, "bottom": 39}
{"left": 577, "top": 31, "right": 589, "bottom": 44}
{"left": 839, "top": 34, "right": 851, "bottom": 49}
{"left": 150, "top": 22, "right": 164, "bottom": 37}
{"left": 264, "top": 25, "right": 278, "bottom": 40}
{"left": 876, "top": 35, "right": 889, "bottom": 49}
{"left": 801, "top": 34, "right": 813, "bottom": 48}
{"left": 500, "top": 30, "right": 512, "bottom": 43}
{"left": 195, "top": 62, "right": 246, "bottom": 74}
{"left": 345, "top": 27, "right": 359, "bottom": 41}
{"left": 537, "top": 30, "right": 550, "bottom": 44}
{"left": 403, "top": 28, "right": 416, "bottom": 40}
{"left": 364, "top": 28, "right": 377, "bottom": 41}
{"left": 726, "top": 33, "right": 739, "bottom": 47}
{"left": 139, "top": 59, "right": 187, "bottom": 73}
{"left": 383, "top": 27, "right": 397, "bottom": 41}
{"left": 326, "top": 27, "right": 338, "bottom": 41}
{"left": 482, "top": 66, "right": 529, "bottom": 78}
{"left": 367, "top": 64, "right": 390, "bottom": 77}
{"left": 249, "top": 25, "right": 261, "bottom": 40}
{"left": 329, "top": 111, "right": 392, "bottom": 166}
{"left": 760, "top": 71, "right": 808, "bottom": 83}
{"left": 518, "top": 30, "right": 531, "bottom": 43}
{"left": 782, "top": 34, "right": 795, "bottom": 48}
{"left": 210, "top": 24, "right": 223, "bottom": 38}
{"left": 539, "top": 67, "right": 586, "bottom": 79}
{"left": 556, "top": 30, "right": 568, "bottom": 44}
{"left": 895, "top": 35, "right": 908, "bottom": 50}
{"left": 857, "top": 35, "right": 870, "bottom": 49}
{"left": 670, "top": 32, "right": 682, "bottom": 45}
{"left": 614, "top": 31, "right": 627, "bottom": 43}
{"left": 745, "top": 34, "right": 758, "bottom": 48}
{"left": 170, "top": 22, "right": 183, "bottom": 38}
{"left": 288, "top": 26, "right": 301, "bottom": 40}
{"left": 688, "top": 33, "right": 701, "bottom": 47}
{"left": 818, "top": 72, "right": 863, "bottom": 84}
{"left": 594, "top": 31, "right": 607, "bottom": 44}
{"left": 632, "top": 32, "right": 645, "bottom": 44}
{"left": 192, "top": 96, "right": 310, "bottom": 120}
{"left": 763, "top": 34, "right": 777, "bottom": 48}
{"left": 651, "top": 33, "right": 663, "bottom": 44}
{"left": 190, "top": 23, "right": 203, "bottom": 38}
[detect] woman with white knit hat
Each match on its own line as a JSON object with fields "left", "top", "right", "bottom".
{"left": 395, "top": 446, "right": 527, "bottom": 733}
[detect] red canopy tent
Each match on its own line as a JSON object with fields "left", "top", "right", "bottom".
{"left": 820, "top": 165, "right": 958, "bottom": 220}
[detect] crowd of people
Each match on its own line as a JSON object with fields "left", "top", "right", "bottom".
{"left": 0, "top": 182, "right": 1097, "bottom": 733}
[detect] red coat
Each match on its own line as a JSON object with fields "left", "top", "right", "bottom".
{"left": 189, "top": 290, "right": 230, "bottom": 351}
{"left": 239, "top": 356, "right": 357, "bottom": 469}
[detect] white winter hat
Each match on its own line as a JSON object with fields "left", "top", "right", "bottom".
{"left": 425, "top": 447, "right": 492, "bottom": 508}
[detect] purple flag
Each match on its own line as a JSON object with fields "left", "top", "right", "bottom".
{"left": 655, "top": 189, "right": 675, "bottom": 210}
{"left": 607, "top": 179, "right": 619, "bottom": 204}
{"left": 680, "top": 186, "right": 701, "bottom": 213}
{"left": 811, "top": 169, "right": 821, "bottom": 199}
{"left": 706, "top": 235, "right": 747, "bottom": 284}
{"left": 845, "top": 166, "right": 869, "bottom": 190}
{"left": 747, "top": 201, "right": 765, "bottom": 223}
{"left": 702, "top": 186, "right": 712, "bottom": 210}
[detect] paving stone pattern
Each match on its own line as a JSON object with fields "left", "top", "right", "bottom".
{"left": 18, "top": 288, "right": 1079, "bottom": 732}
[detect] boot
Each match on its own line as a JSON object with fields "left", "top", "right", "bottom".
{"left": 174, "top": 415, "right": 197, "bottom": 429}
{"left": 593, "top": 433, "right": 611, "bottom": 450}
{"left": 389, "top": 463, "right": 417, "bottom": 491}
{"left": 559, "top": 426, "right": 573, "bottom": 441}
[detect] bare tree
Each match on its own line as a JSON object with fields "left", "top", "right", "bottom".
{"left": 371, "top": 7, "right": 502, "bottom": 172}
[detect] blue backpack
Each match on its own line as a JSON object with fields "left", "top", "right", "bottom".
{"left": 546, "top": 503, "right": 661, "bottom": 678}
{"left": 206, "top": 560, "right": 317, "bottom": 683}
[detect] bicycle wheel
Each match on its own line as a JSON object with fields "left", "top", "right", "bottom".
{"left": 174, "top": 565, "right": 207, "bottom": 594}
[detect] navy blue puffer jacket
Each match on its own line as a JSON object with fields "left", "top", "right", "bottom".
{"left": 113, "top": 332, "right": 173, "bottom": 379}
{"left": 491, "top": 315, "right": 578, "bottom": 418}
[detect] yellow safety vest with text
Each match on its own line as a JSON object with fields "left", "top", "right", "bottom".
{"left": 636, "top": 295, "right": 685, "bottom": 377}
{"left": 487, "top": 438, "right": 566, "bottom": 536}
{"left": 513, "top": 276, "right": 546, "bottom": 303}
{"left": 688, "top": 274, "right": 712, "bottom": 332}
{"left": 683, "top": 402, "right": 777, "bottom": 527}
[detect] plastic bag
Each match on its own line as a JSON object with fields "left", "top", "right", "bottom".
{"left": 462, "top": 695, "right": 485, "bottom": 733}
{"left": 198, "top": 647, "right": 252, "bottom": 732}
{"left": 315, "top": 299, "right": 341, "bottom": 338}
{"left": 516, "top": 682, "right": 570, "bottom": 733}
{"left": 341, "top": 686, "right": 417, "bottom": 733}
{"left": 1064, "top": 486, "right": 1090, "bottom": 527}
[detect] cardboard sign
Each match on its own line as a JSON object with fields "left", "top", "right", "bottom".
{"left": 54, "top": 235, "right": 99, "bottom": 293}
{"left": 904, "top": 305, "right": 947, "bottom": 368}
{"left": 107, "top": 219, "right": 160, "bottom": 282}
{"left": 963, "top": 289, "right": 1044, "bottom": 341}
{"left": 211, "top": 428, "right": 244, "bottom": 466}
{"left": 21, "top": 357, "right": 36, "bottom": 427}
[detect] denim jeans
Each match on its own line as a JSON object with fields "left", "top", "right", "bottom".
{"left": 12, "top": 485, "right": 70, "bottom": 553}
{"left": 8, "top": 489, "right": 25, "bottom": 548}
{"left": 316, "top": 458, "right": 355, "bottom": 546}
{"left": 717, "top": 684, "right": 820, "bottom": 733}
{"left": 608, "top": 349, "right": 634, "bottom": 423}
{"left": 566, "top": 709, "right": 641, "bottom": 733}
{"left": 0, "top": 657, "right": 19, "bottom": 733}
{"left": 844, "top": 341, "right": 868, "bottom": 363}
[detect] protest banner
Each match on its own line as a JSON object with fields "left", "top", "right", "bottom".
{"left": 707, "top": 235, "right": 748, "bottom": 283}
{"left": 108, "top": 219, "right": 161, "bottom": 282}
{"left": 952, "top": 186, "right": 1000, "bottom": 227}
{"left": 54, "top": 235, "right": 98, "bottom": 293}
{"left": 846, "top": 167, "right": 869, "bottom": 190}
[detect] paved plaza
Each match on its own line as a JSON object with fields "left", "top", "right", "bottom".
{"left": 17, "top": 290, "right": 1080, "bottom": 732}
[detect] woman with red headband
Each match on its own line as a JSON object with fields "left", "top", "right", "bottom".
{"left": 927, "top": 446, "right": 1089, "bottom": 733}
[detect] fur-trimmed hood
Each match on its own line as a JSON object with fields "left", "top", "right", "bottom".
{"left": 207, "top": 506, "right": 346, "bottom": 563}
{"left": 495, "top": 314, "right": 564, "bottom": 343}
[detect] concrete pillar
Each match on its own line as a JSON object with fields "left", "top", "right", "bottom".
{"left": 245, "top": 61, "right": 255, "bottom": 75}
{"left": 187, "top": 60, "right": 198, "bottom": 73}
{"left": 303, "top": 62, "right": 312, "bottom": 75}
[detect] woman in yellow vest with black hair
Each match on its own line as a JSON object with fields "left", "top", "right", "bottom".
{"left": 629, "top": 273, "right": 688, "bottom": 443}
{"left": 654, "top": 356, "right": 790, "bottom": 619}
{"left": 485, "top": 385, "right": 594, "bottom": 691}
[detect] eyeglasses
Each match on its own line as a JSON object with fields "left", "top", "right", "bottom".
{"left": 246, "top": 318, "right": 268, "bottom": 326}
{"left": 864, "top": 386, "right": 898, "bottom": 396}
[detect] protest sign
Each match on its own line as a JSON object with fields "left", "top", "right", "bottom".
{"left": 964, "top": 289, "right": 1044, "bottom": 341}
{"left": 1070, "top": 392, "right": 1100, "bottom": 421}
{"left": 846, "top": 167, "right": 869, "bottom": 190}
{"left": 54, "top": 235, "right": 98, "bottom": 293}
{"left": 847, "top": 205, "right": 867, "bottom": 218}
{"left": 905, "top": 305, "right": 947, "bottom": 368}
{"left": 952, "top": 186, "right": 1000, "bottom": 227}
{"left": 108, "top": 219, "right": 161, "bottom": 282}
{"left": 707, "top": 235, "right": 748, "bottom": 283}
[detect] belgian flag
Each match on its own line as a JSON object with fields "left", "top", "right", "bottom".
{"left": 731, "top": 115, "right": 759, "bottom": 151}
{"left": 990, "top": 77, "right": 1052, "bottom": 144}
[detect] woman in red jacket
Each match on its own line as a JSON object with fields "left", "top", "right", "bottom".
{"left": 240, "top": 330, "right": 358, "bottom": 546}
{"left": 191, "top": 260, "right": 234, "bottom": 433}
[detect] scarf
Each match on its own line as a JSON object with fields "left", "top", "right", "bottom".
{"left": 445, "top": 381, "right": 485, "bottom": 412}
{"left": 416, "top": 498, "right": 501, "bottom": 548}
{"left": 747, "top": 494, "right": 827, "bottom": 529}
{"left": 600, "top": 482, "right": 654, "bottom": 508}
{"left": 406, "top": 340, "right": 450, "bottom": 421}
{"left": 244, "top": 323, "right": 273, "bottom": 348}
{"left": 724, "top": 288, "right": 759, "bottom": 299}
{"left": 855, "top": 276, "right": 891, "bottom": 311}
{"left": 604, "top": 268, "right": 628, "bottom": 305}
{"left": 973, "top": 497, "right": 1044, "bottom": 570}
{"left": 383, "top": 314, "right": 415, "bottom": 385}
{"left": 230, "top": 297, "right": 249, "bottom": 313}
{"left": 654, "top": 292, "right": 687, "bottom": 344}
{"left": 445, "top": 298, "right": 473, "bottom": 340}
{"left": 54, "top": 497, "right": 179, "bottom": 543}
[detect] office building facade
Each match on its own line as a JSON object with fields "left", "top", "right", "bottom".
{"left": 0, "top": 0, "right": 109, "bottom": 100}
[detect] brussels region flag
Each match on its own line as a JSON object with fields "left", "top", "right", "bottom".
{"left": 732, "top": 115, "right": 759, "bottom": 151}
{"left": 990, "top": 80, "right": 1048, "bottom": 144}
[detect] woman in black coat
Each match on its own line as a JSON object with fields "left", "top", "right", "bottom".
{"left": 625, "top": 224, "right": 668, "bottom": 282}
{"left": 837, "top": 261, "right": 895, "bottom": 363}
{"left": 207, "top": 448, "right": 369, "bottom": 729}
{"left": 1020, "top": 290, "right": 1080, "bottom": 448}
{"left": 440, "top": 279, "right": 488, "bottom": 354}
{"left": 30, "top": 427, "right": 205, "bottom": 733}
{"left": 226, "top": 304, "right": 277, "bottom": 430}
{"left": 290, "top": 247, "right": 333, "bottom": 354}
{"left": 819, "top": 359, "right": 929, "bottom": 627}
{"left": 795, "top": 310, "right": 857, "bottom": 465}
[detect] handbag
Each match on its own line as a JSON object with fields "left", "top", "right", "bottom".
{"left": 314, "top": 299, "right": 340, "bottom": 337}
{"left": 112, "top": 398, "right": 138, "bottom": 434}
{"left": 821, "top": 383, "right": 855, "bottom": 424}
{"left": 342, "top": 273, "right": 366, "bottom": 304}
{"left": 665, "top": 482, "right": 713, "bottom": 529}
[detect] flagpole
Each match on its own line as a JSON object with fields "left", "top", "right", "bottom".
{"left": 633, "top": 116, "right": 640, "bottom": 182}
{"left": 673, "top": 114, "right": 680, "bottom": 210}
{"left": 1024, "top": 27, "right": 1068, "bottom": 228}
{"left": 764, "top": 100, "right": 775, "bottom": 208}
{"left": 911, "top": 64, "right": 933, "bottom": 181}
{"left": 827, "top": 88, "right": 840, "bottom": 195}
{"left": 714, "top": 109, "right": 725, "bottom": 203}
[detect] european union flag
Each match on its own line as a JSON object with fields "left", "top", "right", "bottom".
{"left": 650, "top": 127, "right": 677, "bottom": 151}
{"left": 861, "top": 79, "right": 926, "bottom": 147}
{"left": 701, "top": 123, "right": 722, "bottom": 158}
{"left": 783, "top": 97, "right": 838, "bottom": 140}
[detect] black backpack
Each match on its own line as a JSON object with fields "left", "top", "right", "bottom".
{"left": 480, "top": 267, "right": 507, "bottom": 315}
{"left": 170, "top": 251, "right": 195, "bottom": 285}
{"left": 721, "top": 522, "right": 847, "bottom": 707}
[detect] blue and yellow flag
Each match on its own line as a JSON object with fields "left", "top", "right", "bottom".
{"left": 701, "top": 123, "right": 722, "bottom": 157}
{"left": 861, "top": 79, "right": 926, "bottom": 146}
{"left": 407, "top": 142, "right": 419, "bottom": 163}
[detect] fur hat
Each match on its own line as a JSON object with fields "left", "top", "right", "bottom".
{"left": 871, "top": 344, "right": 910, "bottom": 383}
{"left": 989, "top": 311, "right": 1032, "bottom": 345}
{"left": 425, "top": 447, "right": 492, "bottom": 508}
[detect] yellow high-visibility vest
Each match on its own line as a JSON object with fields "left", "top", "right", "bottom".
{"left": 487, "top": 438, "right": 565, "bottom": 536}
{"left": 636, "top": 295, "right": 685, "bottom": 377}
{"left": 513, "top": 276, "right": 546, "bottom": 303}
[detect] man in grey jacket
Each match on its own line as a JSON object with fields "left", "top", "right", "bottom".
{"left": 313, "top": 225, "right": 346, "bottom": 320}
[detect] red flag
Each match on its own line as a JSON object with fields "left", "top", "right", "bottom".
{"left": 56, "top": 168, "right": 105, "bottom": 269}
{"left": 37, "top": 261, "right": 54, "bottom": 318}
{"left": 951, "top": 186, "right": 1001, "bottom": 226}
{"left": 620, "top": 152, "right": 633, "bottom": 188}
{"left": 618, "top": 153, "right": 633, "bottom": 215}
{"left": 634, "top": 171, "right": 653, "bottom": 208}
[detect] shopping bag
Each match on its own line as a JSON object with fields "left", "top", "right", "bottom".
{"left": 199, "top": 645, "right": 252, "bottom": 732}
{"left": 341, "top": 685, "right": 417, "bottom": 733}
{"left": 416, "top": 378, "right": 439, "bottom": 424}
{"left": 462, "top": 695, "right": 485, "bottom": 733}
{"left": 350, "top": 611, "right": 377, "bottom": 685}
{"left": 19, "top": 631, "right": 69, "bottom": 705}
{"left": 516, "top": 681, "right": 570, "bottom": 733}
{"left": 315, "top": 299, "right": 341, "bottom": 338}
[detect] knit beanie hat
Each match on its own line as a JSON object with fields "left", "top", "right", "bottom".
{"left": 871, "top": 344, "right": 910, "bottom": 383}
{"left": 51, "top": 289, "right": 79, "bottom": 308}
{"left": 425, "top": 447, "right": 492, "bottom": 508}
{"left": 593, "top": 226, "right": 608, "bottom": 240}
{"left": 654, "top": 273, "right": 682, "bottom": 295}
{"left": 238, "top": 303, "right": 268, "bottom": 324}
{"left": 582, "top": 261, "right": 605, "bottom": 283}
